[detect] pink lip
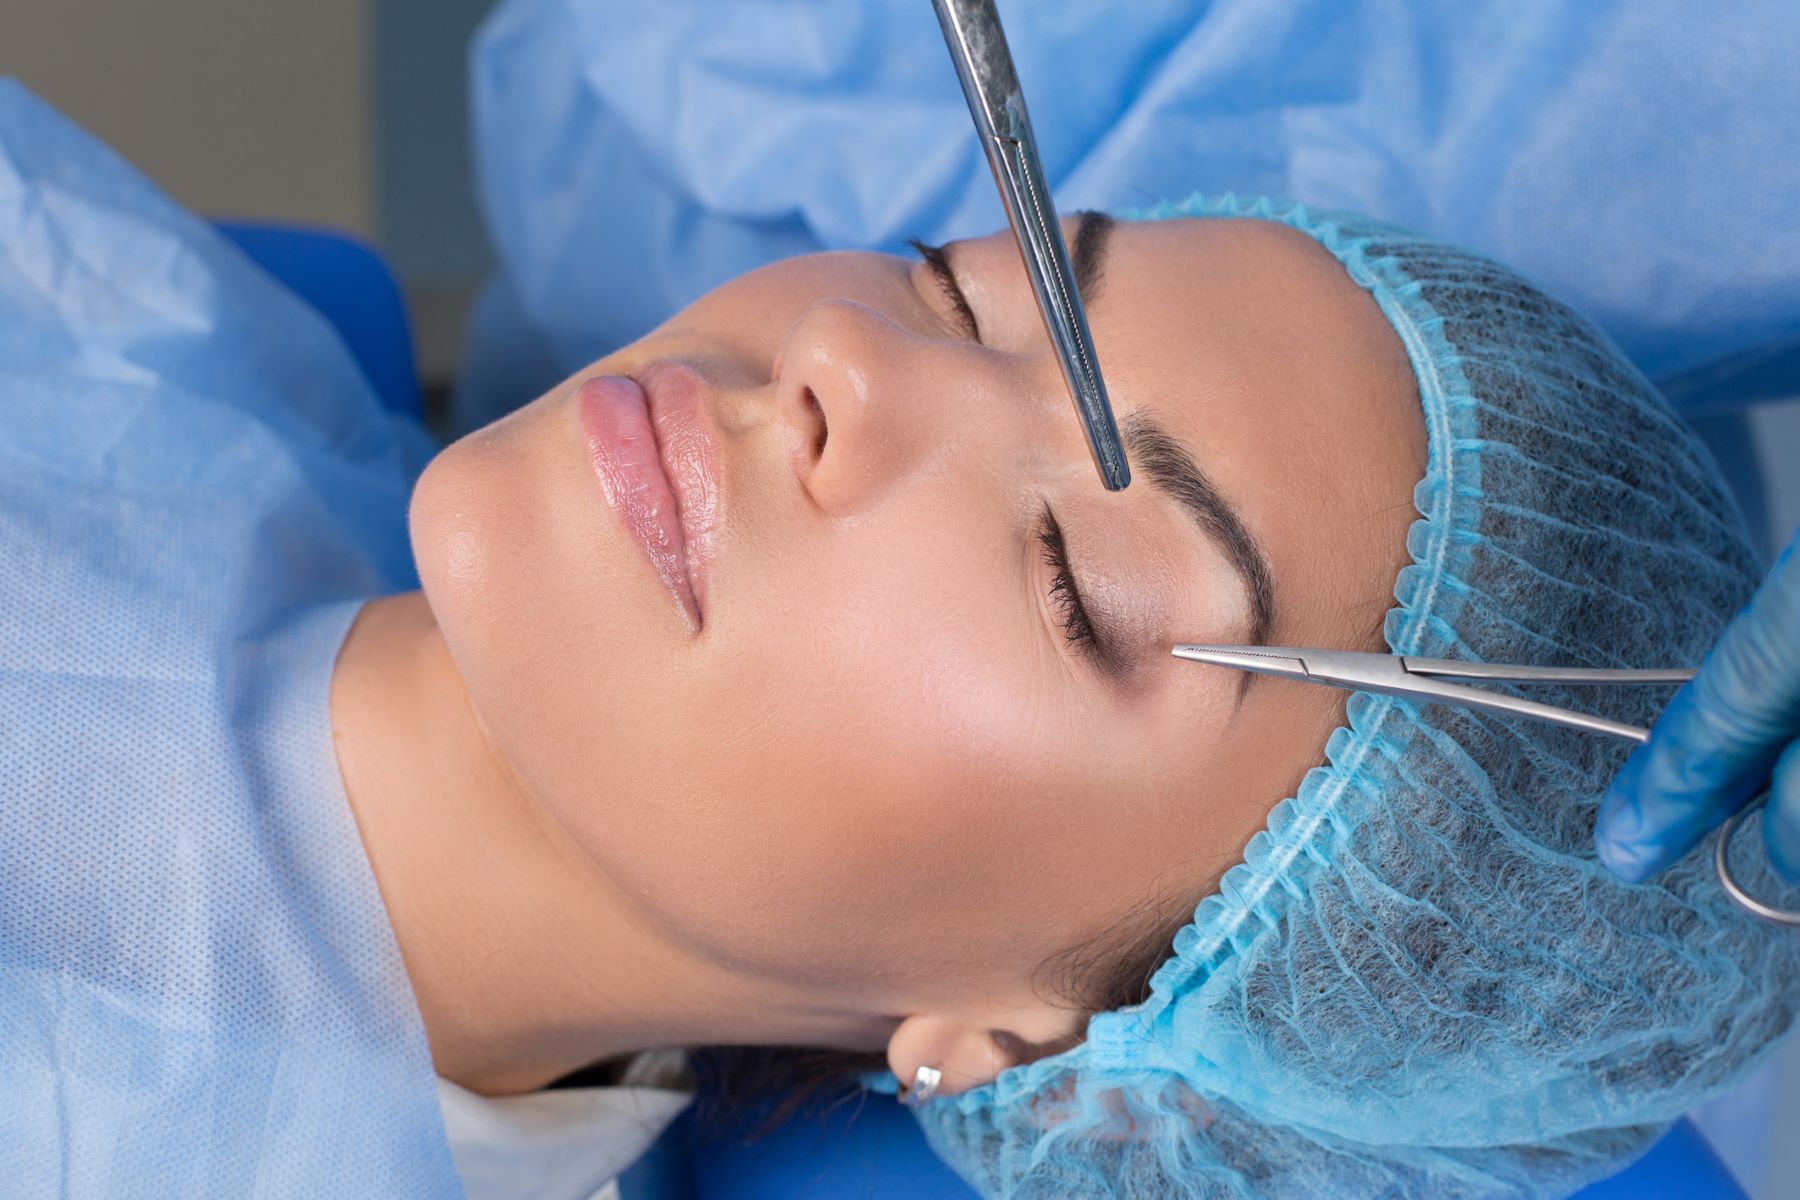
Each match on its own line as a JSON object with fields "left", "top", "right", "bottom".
{"left": 578, "top": 366, "right": 719, "bottom": 631}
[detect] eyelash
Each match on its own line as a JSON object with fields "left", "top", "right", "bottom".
{"left": 907, "top": 237, "right": 981, "bottom": 342}
{"left": 1036, "top": 505, "right": 1101, "bottom": 659}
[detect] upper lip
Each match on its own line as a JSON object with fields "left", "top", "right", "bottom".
{"left": 636, "top": 359, "right": 721, "bottom": 624}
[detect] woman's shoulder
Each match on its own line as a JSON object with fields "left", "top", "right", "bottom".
{"left": 541, "top": 1047, "right": 695, "bottom": 1092}
{"left": 435, "top": 1051, "right": 695, "bottom": 1200}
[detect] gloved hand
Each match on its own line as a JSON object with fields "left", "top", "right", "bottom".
{"left": 1596, "top": 531, "right": 1800, "bottom": 884}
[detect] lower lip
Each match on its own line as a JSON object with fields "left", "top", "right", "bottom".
{"left": 578, "top": 374, "right": 706, "bottom": 630}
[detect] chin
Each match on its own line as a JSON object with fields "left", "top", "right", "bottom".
{"left": 410, "top": 418, "right": 543, "bottom": 665}
{"left": 406, "top": 392, "right": 680, "bottom": 815}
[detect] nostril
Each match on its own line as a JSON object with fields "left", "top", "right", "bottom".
{"left": 804, "top": 386, "right": 828, "bottom": 459}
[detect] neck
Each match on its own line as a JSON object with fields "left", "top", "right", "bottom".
{"left": 329, "top": 591, "right": 891, "bottom": 1095}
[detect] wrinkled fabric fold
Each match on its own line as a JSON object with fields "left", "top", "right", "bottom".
{"left": 461, "top": 0, "right": 1800, "bottom": 431}
{"left": 0, "top": 80, "right": 464, "bottom": 1198}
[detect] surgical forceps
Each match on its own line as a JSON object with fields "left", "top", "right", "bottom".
{"left": 1173, "top": 643, "right": 1799, "bottom": 928}
{"left": 931, "top": 0, "right": 1130, "bottom": 491}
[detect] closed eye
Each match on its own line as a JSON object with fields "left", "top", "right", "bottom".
{"left": 907, "top": 238, "right": 981, "bottom": 343}
{"left": 1035, "top": 503, "right": 1120, "bottom": 672}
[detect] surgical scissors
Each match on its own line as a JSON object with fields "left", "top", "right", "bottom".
{"left": 931, "top": 0, "right": 1130, "bottom": 491}
{"left": 1173, "top": 643, "right": 1798, "bottom": 927}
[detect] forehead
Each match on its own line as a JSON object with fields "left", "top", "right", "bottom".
{"left": 1098, "top": 216, "right": 1421, "bottom": 505}
{"left": 1100, "top": 225, "right": 1420, "bottom": 729}
{"left": 959, "top": 215, "right": 1407, "bottom": 394}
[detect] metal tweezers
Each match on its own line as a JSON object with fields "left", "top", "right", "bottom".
{"left": 931, "top": 0, "right": 1130, "bottom": 492}
{"left": 1174, "top": 643, "right": 1796, "bottom": 927}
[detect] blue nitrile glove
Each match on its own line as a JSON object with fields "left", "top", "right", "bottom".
{"left": 1597, "top": 531, "right": 1800, "bottom": 884}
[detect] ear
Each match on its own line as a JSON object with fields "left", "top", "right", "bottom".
{"left": 886, "top": 1007, "right": 1087, "bottom": 1100}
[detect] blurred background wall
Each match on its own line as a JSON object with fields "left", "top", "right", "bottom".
{"left": 3, "top": 0, "right": 494, "bottom": 389}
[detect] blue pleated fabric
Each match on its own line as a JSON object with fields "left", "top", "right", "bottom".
{"left": 880, "top": 194, "right": 1800, "bottom": 1198}
{"left": 0, "top": 81, "right": 465, "bottom": 1197}
{"left": 461, "top": 0, "right": 1800, "bottom": 431}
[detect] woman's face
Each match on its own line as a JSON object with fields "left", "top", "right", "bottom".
{"left": 410, "top": 216, "right": 1423, "bottom": 1015}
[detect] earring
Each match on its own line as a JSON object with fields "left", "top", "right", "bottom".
{"left": 897, "top": 1063, "right": 943, "bottom": 1108}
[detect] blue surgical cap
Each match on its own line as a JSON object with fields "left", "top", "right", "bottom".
{"left": 888, "top": 195, "right": 1800, "bottom": 1199}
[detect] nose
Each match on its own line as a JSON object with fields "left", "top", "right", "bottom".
{"left": 772, "top": 298, "right": 990, "bottom": 514}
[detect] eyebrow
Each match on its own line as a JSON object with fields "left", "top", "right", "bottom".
{"left": 1070, "top": 214, "right": 1277, "bottom": 650}
{"left": 914, "top": 211, "right": 1110, "bottom": 343}
{"left": 1121, "top": 412, "right": 1276, "bottom": 649}
{"left": 1071, "top": 209, "right": 1112, "bottom": 305}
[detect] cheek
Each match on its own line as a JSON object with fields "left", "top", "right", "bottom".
{"left": 411, "top": 410, "right": 549, "bottom": 674}
{"left": 586, "top": 528, "right": 1097, "bottom": 985}
{"left": 412, "top": 398, "right": 1153, "bottom": 987}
